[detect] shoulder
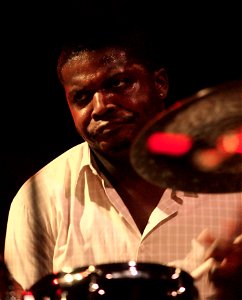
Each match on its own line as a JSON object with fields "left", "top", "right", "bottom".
{"left": 42, "top": 142, "right": 88, "bottom": 171}
{"left": 12, "top": 142, "right": 89, "bottom": 206}
{"left": 31, "top": 142, "right": 88, "bottom": 179}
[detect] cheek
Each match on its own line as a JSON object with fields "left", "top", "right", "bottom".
{"left": 129, "top": 93, "right": 155, "bottom": 114}
{"left": 69, "top": 107, "right": 89, "bottom": 134}
{"left": 130, "top": 83, "right": 157, "bottom": 106}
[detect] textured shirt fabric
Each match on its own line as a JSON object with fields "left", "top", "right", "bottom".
{"left": 4, "top": 142, "right": 242, "bottom": 299}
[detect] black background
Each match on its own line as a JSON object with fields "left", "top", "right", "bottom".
{"left": 1, "top": 1, "right": 242, "bottom": 253}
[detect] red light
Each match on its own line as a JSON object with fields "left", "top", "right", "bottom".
{"left": 147, "top": 132, "right": 193, "bottom": 156}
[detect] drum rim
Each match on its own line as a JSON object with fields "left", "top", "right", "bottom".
{"left": 29, "top": 261, "right": 195, "bottom": 290}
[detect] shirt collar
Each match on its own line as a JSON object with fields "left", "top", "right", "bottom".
{"left": 77, "top": 142, "right": 198, "bottom": 206}
{"left": 78, "top": 142, "right": 98, "bottom": 174}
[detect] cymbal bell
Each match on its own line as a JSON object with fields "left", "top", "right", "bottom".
{"left": 130, "top": 79, "right": 242, "bottom": 193}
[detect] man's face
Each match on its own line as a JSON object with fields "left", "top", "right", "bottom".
{"left": 61, "top": 47, "right": 168, "bottom": 158}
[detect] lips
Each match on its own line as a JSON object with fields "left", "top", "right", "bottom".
{"left": 94, "top": 119, "right": 132, "bottom": 135}
{"left": 90, "top": 111, "right": 135, "bottom": 133}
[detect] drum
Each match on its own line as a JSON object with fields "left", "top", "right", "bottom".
{"left": 26, "top": 261, "right": 199, "bottom": 300}
{"left": 0, "top": 256, "right": 23, "bottom": 300}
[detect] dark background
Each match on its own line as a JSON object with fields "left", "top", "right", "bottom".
{"left": 1, "top": 1, "right": 242, "bottom": 253}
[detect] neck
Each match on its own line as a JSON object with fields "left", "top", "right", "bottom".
{"left": 90, "top": 148, "right": 140, "bottom": 182}
{"left": 90, "top": 148, "right": 166, "bottom": 233}
{"left": 90, "top": 148, "right": 166, "bottom": 191}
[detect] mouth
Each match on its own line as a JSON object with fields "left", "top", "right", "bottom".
{"left": 92, "top": 117, "right": 136, "bottom": 136}
{"left": 87, "top": 116, "right": 139, "bottom": 153}
{"left": 97, "top": 121, "right": 125, "bottom": 135}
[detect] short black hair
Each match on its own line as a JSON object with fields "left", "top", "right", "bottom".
{"left": 56, "top": 25, "right": 168, "bottom": 84}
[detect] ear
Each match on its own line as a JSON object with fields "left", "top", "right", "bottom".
{"left": 154, "top": 68, "right": 169, "bottom": 100}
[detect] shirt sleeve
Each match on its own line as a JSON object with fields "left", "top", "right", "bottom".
{"left": 4, "top": 183, "right": 54, "bottom": 291}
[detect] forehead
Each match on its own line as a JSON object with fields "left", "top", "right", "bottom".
{"left": 60, "top": 47, "right": 141, "bottom": 86}
{"left": 64, "top": 48, "right": 130, "bottom": 70}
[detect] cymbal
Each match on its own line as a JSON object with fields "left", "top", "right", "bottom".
{"left": 130, "top": 79, "right": 242, "bottom": 193}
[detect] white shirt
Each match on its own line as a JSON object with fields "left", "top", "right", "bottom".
{"left": 4, "top": 142, "right": 242, "bottom": 299}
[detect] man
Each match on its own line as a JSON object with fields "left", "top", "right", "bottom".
{"left": 4, "top": 28, "right": 242, "bottom": 299}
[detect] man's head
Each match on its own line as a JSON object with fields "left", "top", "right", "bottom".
{"left": 57, "top": 29, "right": 169, "bottom": 159}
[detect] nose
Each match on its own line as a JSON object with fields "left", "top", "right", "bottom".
{"left": 91, "top": 91, "right": 116, "bottom": 119}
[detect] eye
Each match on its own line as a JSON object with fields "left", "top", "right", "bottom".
{"left": 70, "top": 90, "right": 93, "bottom": 107}
{"left": 106, "top": 76, "right": 133, "bottom": 91}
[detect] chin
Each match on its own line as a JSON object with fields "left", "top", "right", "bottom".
{"left": 99, "top": 142, "right": 131, "bottom": 158}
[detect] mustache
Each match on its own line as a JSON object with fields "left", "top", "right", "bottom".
{"left": 89, "top": 112, "right": 137, "bottom": 135}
